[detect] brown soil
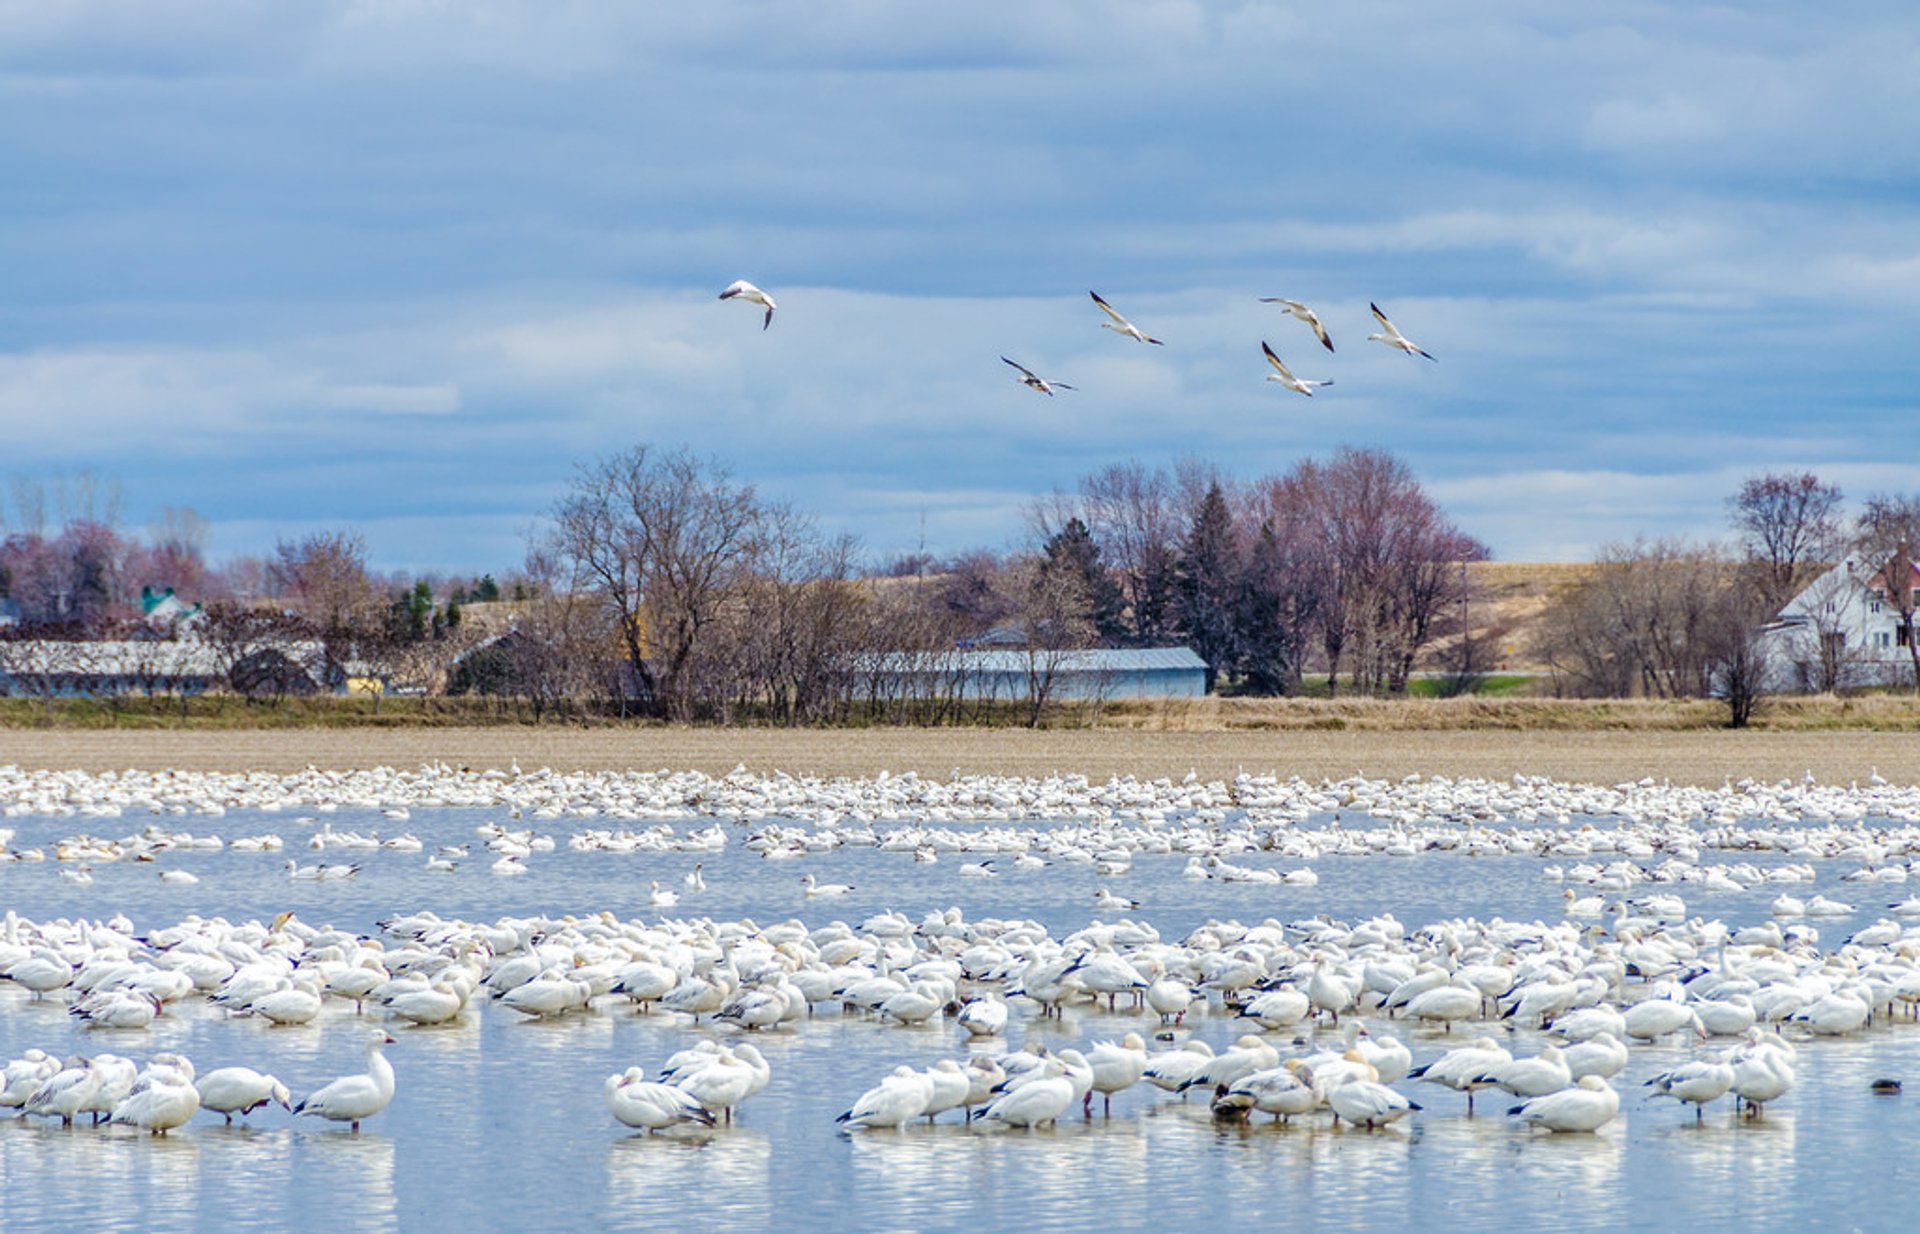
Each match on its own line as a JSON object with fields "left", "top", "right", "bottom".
{"left": 3, "top": 727, "right": 1913, "bottom": 787}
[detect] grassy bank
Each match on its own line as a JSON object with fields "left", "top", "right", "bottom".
{"left": 3, "top": 691, "right": 1918, "bottom": 733}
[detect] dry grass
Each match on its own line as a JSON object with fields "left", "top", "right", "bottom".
{"left": 4, "top": 725, "right": 1916, "bottom": 787}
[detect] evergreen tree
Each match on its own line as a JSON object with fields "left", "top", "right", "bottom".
{"left": 1174, "top": 483, "right": 1240, "bottom": 692}
{"left": 1039, "top": 517, "right": 1126, "bottom": 644}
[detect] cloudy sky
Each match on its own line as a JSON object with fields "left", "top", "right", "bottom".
{"left": 3, "top": 1, "right": 1917, "bottom": 574}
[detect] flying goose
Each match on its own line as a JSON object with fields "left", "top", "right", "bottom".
{"left": 718, "top": 280, "right": 776, "bottom": 329}
{"left": 1367, "top": 302, "right": 1435, "bottom": 360}
{"left": 1001, "top": 356, "right": 1075, "bottom": 395}
{"left": 1089, "top": 291, "right": 1163, "bottom": 345}
{"left": 1261, "top": 342, "right": 1333, "bottom": 396}
{"left": 1259, "top": 298, "right": 1334, "bottom": 352}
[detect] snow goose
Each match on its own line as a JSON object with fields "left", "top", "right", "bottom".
{"left": 24, "top": 1057, "right": 99, "bottom": 1127}
{"left": 1408, "top": 1037, "right": 1510, "bottom": 1113}
{"left": 673, "top": 1046, "right": 757, "bottom": 1124}
{"left": 294, "top": 1030, "right": 397, "bottom": 1132}
{"left": 1085, "top": 1032, "right": 1149, "bottom": 1116}
{"left": 1089, "top": 291, "right": 1163, "bottom": 345}
{"left": 1260, "top": 342, "right": 1333, "bottom": 397}
{"left": 196, "top": 1067, "right": 292, "bottom": 1124}
{"left": 1509, "top": 1075, "right": 1619, "bottom": 1132}
{"left": 1728, "top": 1035, "right": 1796, "bottom": 1116}
{"left": 110, "top": 1062, "right": 200, "bottom": 1135}
{"left": 1143, "top": 1039, "right": 1215, "bottom": 1095}
{"left": 1366, "top": 302, "right": 1435, "bottom": 360}
{"left": 1622, "top": 998, "right": 1704, "bottom": 1042}
{"left": 836, "top": 1065, "right": 932, "bottom": 1130}
{"left": 1002, "top": 356, "right": 1075, "bottom": 396}
{"left": 955, "top": 995, "right": 1008, "bottom": 1038}
{"left": 920, "top": 1060, "right": 972, "bottom": 1124}
{"left": 606, "top": 1068, "right": 714, "bottom": 1132}
{"left": 1644, "top": 1058, "right": 1734, "bottom": 1121}
{"left": 0, "top": 1049, "right": 58, "bottom": 1108}
{"left": 1562, "top": 1032, "right": 1629, "bottom": 1081}
{"left": 801, "top": 873, "right": 852, "bottom": 898}
{"left": 1258, "top": 298, "right": 1335, "bottom": 352}
{"left": 718, "top": 279, "right": 776, "bottom": 329}
{"left": 1326, "top": 1076, "right": 1419, "bottom": 1129}
{"left": 1180, "top": 1035, "right": 1280, "bottom": 1093}
{"left": 1218, "top": 1062, "right": 1319, "bottom": 1123}
{"left": 976, "top": 1059, "right": 1075, "bottom": 1128}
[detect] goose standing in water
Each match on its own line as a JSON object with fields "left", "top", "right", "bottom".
{"left": 110, "top": 1062, "right": 200, "bottom": 1135}
{"left": 1509, "top": 1075, "right": 1619, "bottom": 1133}
{"left": 294, "top": 1031, "right": 396, "bottom": 1132}
{"left": 606, "top": 1068, "right": 715, "bottom": 1133}
{"left": 197, "top": 1067, "right": 293, "bottom": 1124}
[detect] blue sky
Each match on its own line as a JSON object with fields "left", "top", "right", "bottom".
{"left": 3, "top": 1, "right": 1917, "bottom": 575}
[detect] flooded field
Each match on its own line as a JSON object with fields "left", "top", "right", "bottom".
{"left": 3, "top": 763, "right": 1919, "bottom": 1232}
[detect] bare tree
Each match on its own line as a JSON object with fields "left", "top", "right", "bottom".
{"left": 268, "top": 531, "right": 382, "bottom": 684}
{"left": 1854, "top": 494, "right": 1920, "bottom": 688}
{"left": 1727, "top": 472, "right": 1845, "bottom": 611}
{"left": 1541, "top": 539, "right": 1741, "bottom": 700}
{"left": 1064, "top": 462, "right": 1182, "bottom": 644}
{"left": 546, "top": 445, "right": 763, "bottom": 719}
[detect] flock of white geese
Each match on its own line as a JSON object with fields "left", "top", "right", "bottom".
{"left": 720, "top": 276, "right": 1434, "bottom": 399}
{"left": 3, "top": 761, "right": 1919, "bottom": 1141}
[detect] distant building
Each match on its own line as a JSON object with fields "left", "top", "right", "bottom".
{"left": 0, "top": 598, "right": 19, "bottom": 629}
{"left": 139, "top": 586, "right": 203, "bottom": 634}
{"left": 1758, "top": 557, "right": 1919, "bottom": 691}
{"left": 0, "top": 637, "right": 326, "bottom": 698}
{"left": 857, "top": 647, "right": 1209, "bottom": 701}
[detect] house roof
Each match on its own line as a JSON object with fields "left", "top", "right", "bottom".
{"left": 0, "top": 637, "right": 324, "bottom": 677}
{"left": 867, "top": 647, "right": 1207, "bottom": 673}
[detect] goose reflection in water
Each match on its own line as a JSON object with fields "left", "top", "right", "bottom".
{"left": 606, "top": 1126, "right": 770, "bottom": 1224}
{"left": 293, "top": 1130, "right": 397, "bottom": 1232}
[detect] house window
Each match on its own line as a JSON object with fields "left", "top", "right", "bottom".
{"left": 1902, "top": 626, "right": 1913, "bottom": 648}
{"left": 1872, "top": 600, "right": 1883, "bottom": 614}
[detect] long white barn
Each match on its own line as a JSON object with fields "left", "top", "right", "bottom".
{"left": 853, "top": 647, "right": 1209, "bottom": 701}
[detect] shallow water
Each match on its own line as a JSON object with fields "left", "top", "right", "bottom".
{"left": 2, "top": 803, "right": 1916, "bottom": 1233}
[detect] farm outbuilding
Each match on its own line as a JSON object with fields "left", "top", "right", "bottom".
{"left": 858, "top": 647, "right": 1209, "bottom": 701}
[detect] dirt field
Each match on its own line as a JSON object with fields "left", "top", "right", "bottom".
{"left": 2, "top": 727, "right": 1914, "bottom": 787}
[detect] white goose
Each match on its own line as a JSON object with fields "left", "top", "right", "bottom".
{"left": 294, "top": 1030, "right": 397, "bottom": 1132}
{"left": 1261, "top": 342, "right": 1333, "bottom": 397}
{"left": 1002, "top": 356, "right": 1075, "bottom": 396}
{"left": 1216, "top": 1062, "right": 1319, "bottom": 1123}
{"left": 1085, "top": 1032, "right": 1149, "bottom": 1116}
{"left": 1259, "top": 297, "right": 1335, "bottom": 352}
{"left": 110, "top": 1063, "right": 200, "bottom": 1135}
{"left": 801, "top": 873, "right": 852, "bottom": 898}
{"left": 606, "top": 1068, "right": 715, "bottom": 1132}
{"left": 1509, "top": 1075, "right": 1619, "bottom": 1132}
{"left": 976, "top": 1059, "right": 1076, "bottom": 1128}
{"left": 1326, "top": 1076, "right": 1419, "bottom": 1129}
{"left": 196, "top": 1067, "right": 293, "bottom": 1124}
{"left": 1367, "top": 302, "right": 1435, "bottom": 360}
{"left": 718, "top": 279, "right": 776, "bottom": 329}
{"left": 1089, "top": 291, "right": 1164, "bottom": 345}
{"left": 836, "top": 1065, "right": 932, "bottom": 1130}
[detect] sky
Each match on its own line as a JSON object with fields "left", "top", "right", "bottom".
{"left": 3, "top": 0, "right": 1917, "bottom": 575}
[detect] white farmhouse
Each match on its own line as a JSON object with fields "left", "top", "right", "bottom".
{"left": 1759, "top": 556, "right": 1919, "bottom": 691}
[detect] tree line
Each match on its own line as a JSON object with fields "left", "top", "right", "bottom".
{"left": 1541, "top": 473, "right": 1920, "bottom": 724}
